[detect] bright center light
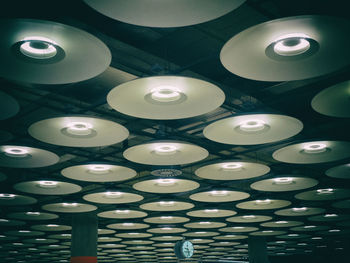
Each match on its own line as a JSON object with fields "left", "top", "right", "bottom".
{"left": 62, "top": 202, "right": 78, "bottom": 207}
{"left": 221, "top": 163, "right": 243, "bottom": 171}
{"left": 303, "top": 143, "right": 327, "bottom": 154}
{"left": 199, "top": 222, "right": 211, "bottom": 225}
{"left": 255, "top": 199, "right": 271, "bottom": 205}
{"left": 115, "top": 210, "right": 130, "bottom": 214}
{"left": 20, "top": 36, "right": 57, "bottom": 59}
{"left": 104, "top": 191, "right": 123, "bottom": 198}
{"left": 288, "top": 234, "right": 299, "bottom": 237}
{"left": 88, "top": 165, "right": 111, "bottom": 174}
{"left": 317, "top": 188, "right": 334, "bottom": 195}
{"left": 159, "top": 201, "right": 175, "bottom": 207}
{"left": 151, "top": 86, "right": 181, "bottom": 102}
{"left": 242, "top": 215, "right": 256, "bottom": 220}
{"left": 3, "top": 147, "right": 29, "bottom": 157}
{"left": 155, "top": 179, "right": 176, "bottom": 186}
{"left": 0, "top": 193, "right": 16, "bottom": 199}
{"left": 304, "top": 225, "right": 316, "bottom": 229}
{"left": 154, "top": 144, "right": 178, "bottom": 155}
{"left": 160, "top": 216, "right": 173, "bottom": 220}
{"left": 275, "top": 221, "right": 288, "bottom": 224}
{"left": 161, "top": 227, "right": 172, "bottom": 230}
{"left": 26, "top": 212, "right": 41, "bottom": 216}
{"left": 210, "top": 190, "right": 228, "bottom": 197}
{"left": 37, "top": 181, "right": 59, "bottom": 188}
{"left": 324, "top": 214, "right": 338, "bottom": 218}
{"left": 122, "top": 223, "right": 135, "bottom": 226}
{"left": 66, "top": 122, "right": 93, "bottom": 136}
{"left": 273, "top": 33, "right": 311, "bottom": 56}
{"left": 292, "top": 207, "right": 307, "bottom": 212}
{"left": 47, "top": 224, "right": 59, "bottom": 227}
{"left": 239, "top": 119, "right": 266, "bottom": 132}
{"left": 262, "top": 230, "right": 273, "bottom": 233}
{"left": 273, "top": 177, "right": 294, "bottom": 185}
{"left": 204, "top": 209, "right": 219, "bottom": 213}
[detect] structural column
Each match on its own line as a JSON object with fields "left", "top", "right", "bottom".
{"left": 70, "top": 213, "right": 98, "bottom": 263}
{"left": 248, "top": 236, "right": 269, "bottom": 263}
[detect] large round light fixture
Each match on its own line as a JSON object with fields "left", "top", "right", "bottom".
{"left": 220, "top": 16, "right": 350, "bottom": 81}
{"left": 107, "top": 76, "right": 225, "bottom": 120}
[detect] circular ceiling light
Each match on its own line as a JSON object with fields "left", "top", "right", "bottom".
{"left": 132, "top": 179, "right": 199, "bottom": 194}
{"left": 311, "top": 80, "right": 350, "bottom": 118}
{"left": 295, "top": 189, "right": 350, "bottom": 201}
{"left": 190, "top": 190, "right": 249, "bottom": 203}
{"left": 195, "top": 161, "right": 270, "bottom": 180}
{"left": 272, "top": 141, "right": 350, "bottom": 164}
{"left": 28, "top": 116, "right": 129, "bottom": 147}
{"left": 107, "top": 76, "right": 225, "bottom": 120}
{"left": 236, "top": 199, "right": 291, "bottom": 210}
{"left": 98, "top": 209, "right": 147, "bottom": 219}
{"left": 226, "top": 215, "right": 272, "bottom": 223}
{"left": 0, "top": 145, "right": 59, "bottom": 168}
{"left": 0, "top": 194, "right": 37, "bottom": 206}
{"left": 203, "top": 114, "right": 303, "bottom": 145}
{"left": 187, "top": 209, "right": 236, "bottom": 218}
{"left": 0, "top": 91, "right": 20, "bottom": 121}
{"left": 123, "top": 140, "right": 208, "bottom": 165}
{"left": 83, "top": 191, "right": 143, "bottom": 204}
{"left": 14, "top": 181, "right": 81, "bottom": 195}
{"left": 326, "top": 163, "right": 350, "bottom": 179}
{"left": 42, "top": 203, "right": 97, "bottom": 213}
{"left": 274, "top": 207, "right": 325, "bottom": 217}
{"left": 140, "top": 201, "right": 194, "bottom": 211}
{"left": 250, "top": 176, "right": 318, "bottom": 192}
{"left": 8, "top": 212, "right": 58, "bottom": 221}
{"left": 144, "top": 216, "right": 189, "bottom": 224}
{"left": 220, "top": 16, "right": 350, "bottom": 81}
{"left": 61, "top": 163, "right": 136, "bottom": 183}
{"left": 83, "top": 0, "right": 246, "bottom": 28}
{"left": 260, "top": 221, "right": 303, "bottom": 228}
{"left": 0, "top": 19, "right": 111, "bottom": 85}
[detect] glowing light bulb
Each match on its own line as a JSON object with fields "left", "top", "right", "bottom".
{"left": 104, "top": 191, "right": 123, "bottom": 198}
{"left": 255, "top": 199, "right": 271, "bottom": 205}
{"left": 37, "top": 181, "right": 59, "bottom": 188}
{"left": 275, "top": 221, "right": 288, "bottom": 224}
{"left": 88, "top": 165, "right": 110, "bottom": 174}
{"left": 239, "top": 119, "right": 266, "bottom": 132}
{"left": 151, "top": 86, "right": 181, "bottom": 102}
{"left": 210, "top": 190, "right": 228, "bottom": 197}
{"left": 159, "top": 201, "right": 175, "bottom": 207}
{"left": 66, "top": 122, "right": 93, "bottom": 136}
{"left": 62, "top": 202, "right": 78, "bottom": 207}
{"left": 160, "top": 216, "right": 173, "bottom": 220}
{"left": 115, "top": 210, "right": 130, "bottom": 214}
{"left": 26, "top": 212, "right": 41, "bottom": 216}
{"left": 122, "top": 223, "right": 135, "bottom": 226}
{"left": 20, "top": 36, "right": 57, "bottom": 59}
{"left": 242, "top": 215, "right": 256, "bottom": 219}
{"left": 0, "top": 193, "right": 16, "bottom": 199}
{"left": 292, "top": 207, "right": 307, "bottom": 212}
{"left": 317, "top": 188, "right": 334, "bottom": 195}
{"left": 204, "top": 209, "right": 218, "bottom": 213}
{"left": 273, "top": 177, "right": 293, "bottom": 184}
{"left": 273, "top": 33, "right": 311, "bottom": 56}
{"left": 221, "top": 163, "right": 242, "bottom": 171}
{"left": 3, "top": 147, "right": 28, "bottom": 157}
{"left": 155, "top": 179, "right": 176, "bottom": 186}
{"left": 303, "top": 143, "right": 327, "bottom": 154}
{"left": 154, "top": 144, "right": 177, "bottom": 155}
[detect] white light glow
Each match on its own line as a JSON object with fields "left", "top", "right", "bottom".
{"left": 210, "top": 190, "right": 228, "bottom": 197}
{"left": 114, "top": 209, "right": 130, "bottom": 214}
{"left": 159, "top": 201, "right": 175, "bottom": 206}
{"left": 88, "top": 165, "right": 111, "bottom": 174}
{"left": 292, "top": 207, "right": 307, "bottom": 212}
{"left": 151, "top": 86, "right": 181, "bottom": 102}
{"left": 221, "top": 162, "right": 243, "bottom": 171}
{"left": 37, "top": 181, "right": 59, "bottom": 188}
{"left": 324, "top": 214, "right": 338, "bottom": 218}
{"left": 122, "top": 223, "right": 135, "bottom": 226}
{"left": 317, "top": 188, "right": 334, "bottom": 195}
{"left": 273, "top": 33, "right": 311, "bottom": 56}
{"left": 160, "top": 216, "right": 173, "bottom": 220}
{"left": 62, "top": 202, "right": 78, "bottom": 207}
{"left": 155, "top": 179, "right": 176, "bottom": 186}
{"left": 239, "top": 119, "right": 266, "bottom": 132}
{"left": 154, "top": 144, "right": 177, "bottom": 155}
{"left": 3, "top": 147, "right": 29, "bottom": 157}
{"left": 66, "top": 122, "right": 93, "bottom": 136}
{"left": 273, "top": 177, "right": 293, "bottom": 185}
{"left": 242, "top": 215, "right": 256, "bottom": 219}
{"left": 0, "top": 193, "right": 16, "bottom": 199}
{"left": 104, "top": 191, "right": 123, "bottom": 198}
{"left": 26, "top": 212, "right": 41, "bottom": 216}
{"left": 20, "top": 36, "right": 57, "bottom": 59}
{"left": 255, "top": 199, "right": 271, "bottom": 205}
{"left": 275, "top": 221, "right": 288, "bottom": 224}
{"left": 303, "top": 143, "right": 327, "bottom": 154}
{"left": 204, "top": 209, "right": 219, "bottom": 213}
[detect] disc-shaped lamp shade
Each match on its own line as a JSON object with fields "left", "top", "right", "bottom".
{"left": 0, "top": 193, "right": 37, "bottom": 206}
{"left": 115, "top": 233, "right": 152, "bottom": 239}
{"left": 184, "top": 222, "right": 226, "bottom": 229}
{"left": 295, "top": 188, "right": 350, "bottom": 201}
{"left": 61, "top": 163, "right": 136, "bottom": 182}
{"left": 83, "top": 191, "right": 144, "bottom": 204}
{"left": 187, "top": 209, "right": 237, "bottom": 218}
{"left": 195, "top": 161, "right": 270, "bottom": 180}
{"left": 311, "top": 80, "right": 350, "bottom": 117}
{"left": 274, "top": 207, "right": 325, "bottom": 217}
{"left": 250, "top": 177, "right": 318, "bottom": 192}
{"left": 190, "top": 190, "right": 250, "bottom": 202}
{"left": 220, "top": 226, "right": 258, "bottom": 233}
{"left": 272, "top": 141, "right": 350, "bottom": 164}
{"left": 144, "top": 216, "right": 190, "bottom": 224}
{"left": 28, "top": 117, "right": 128, "bottom": 147}
{"left": 31, "top": 224, "right": 71, "bottom": 232}
{"left": 0, "top": 145, "right": 59, "bottom": 168}
{"left": 236, "top": 199, "right": 291, "bottom": 210}
{"left": 220, "top": 16, "right": 350, "bottom": 81}
{"left": 133, "top": 179, "right": 199, "bottom": 194}
{"left": 107, "top": 76, "right": 225, "bottom": 120}
{"left": 8, "top": 212, "right": 58, "bottom": 221}
{"left": 0, "top": 91, "right": 20, "bottom": 120}
{"left": 98, "top": 209, "right": 147, "bottom": 219}
{"left": 203, "top": 114, "right": 303, "bottom": 145}
{"left": 151, "top": 236, "right": 183, "bottom": 242}
{"left": 13, "top": 181, "right": 81, "bottom": 195}
{"left": 147, "top": 227, "right": 187, "bottom": 234}
{"left": 250, "top": 231, "right": 286, "bottom": 236}
{"left": 226, "top": 215, "right": 272, "bottom": 223}
{"left": 42, "top": 202, "right": 97, "bottom": 213}
{"left": 326, "top": 164, "right": 350, "bottom": 179}
{"left": 83, "top": 0, "right": 245, "bottom": 28}
{"left": 107, "top": 223, "right": 149, "bottom": 230}
{"left": 213, "top": 235, "right": 248, "bottom": 240}
{"left": 140, "top": 201, "right": 194, "bottom": 211}
{"left": 0, "top": 19, "right": 111, "bottom": 84}
{"left": 123, "top": 141, "right": 208, "bottom": 165}
{"left": 183, "top": 232, "right": 219, "bottom": 238}
{"left": 260, "top": 221, "right": 303, "bottom": 228}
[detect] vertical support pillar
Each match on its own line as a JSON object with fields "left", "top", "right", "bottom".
{"left": 70, "top": 213, "right": 98, "bottom": 263}
{"left": 248, "top": 236, "right": 269, "bottom": 263}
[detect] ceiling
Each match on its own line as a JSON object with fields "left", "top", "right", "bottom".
{"left": 0, "top": 0, "right": 349, "bottom": 263}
